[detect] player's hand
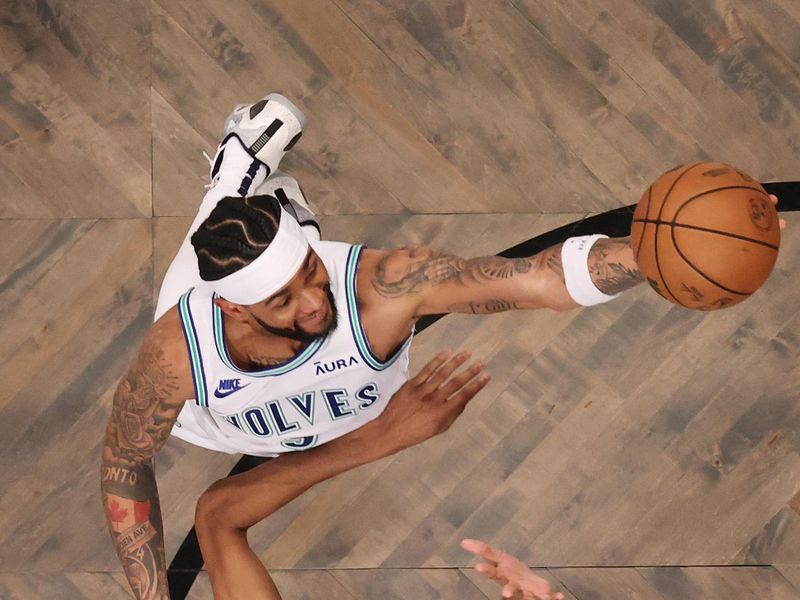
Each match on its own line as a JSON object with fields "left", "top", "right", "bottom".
{"left": 376, "top": 350, "right": 489, "bottom": 453}
{"left": 461, "top": 539, "right": 564, "bottom": 600}
{"left": 769, "top": 194, "right": 786, "bottom": 230}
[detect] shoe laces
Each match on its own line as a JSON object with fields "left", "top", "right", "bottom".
{"left": 203, "top": 147, "right": 224, "bottom": 189}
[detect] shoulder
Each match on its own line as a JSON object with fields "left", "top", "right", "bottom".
{"left": 150, "top": 305, "right": 188, "bottom": 352}
{"left": 356, "top": 245, "right": 461, "bottom": 316}
{"left": 354, "top": 247, "right": 433, "bottom": 311}
{"left": 358, "top": 247, "right": 418, "bottom": 301}
{"left": 359, "top": 246, "right": 463, "bottom": 299}
{"left": 363, "top": 246, "right": 456, "bottom": 282}
{"left": 368, "top": 245, "right": 449, "bottom": 266}
{"left": 128, "top": 306, "right": 195, "bottom": 402}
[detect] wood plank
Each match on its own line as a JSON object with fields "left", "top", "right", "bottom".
{"left": 639, "top": 565, "right": 800, "bottom": 599}
{"left": 736, "top": 507, "right": 800, "bottom": 565}
{"left": 462, "top": 566, "right": 578, "bottom": 600}
{"left": 555, "top": 567, "right": 668, "bottom": 599}
{"left": 332, "top": 568, "right": 488, "bottom": 600}
{"left": 775, "top": 565, "right": 800, "bottom": 595}
{"left": 151, "top": 90, "right": 211, "bottom": 217}
{"left": 0, "top": 573, "right": 132, "bottom": 600}
{"left": 555, "top": 0, "right": 791, "bottom": 178}
{"left": 0, "top": 0, "right": 151, "bottom": 218}
{"left": 0, "top": 65, "right": 150, "bottom": 217}
{"left": 333, "top": 0, "right": 621, "bottom": 212}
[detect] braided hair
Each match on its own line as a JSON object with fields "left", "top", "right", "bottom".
{"left": 191, "top": 195, "right": 282, "bottom": 281}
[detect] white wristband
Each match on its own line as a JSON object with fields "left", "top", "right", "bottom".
{"left": 561, "top": 235, "right": 620, "bottom": 306}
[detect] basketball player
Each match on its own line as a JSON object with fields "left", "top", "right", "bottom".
{"left": 99, "top": 93, "right": 674, "bottom": 600}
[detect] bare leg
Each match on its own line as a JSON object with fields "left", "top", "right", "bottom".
{"left": 195, "top": 522, "right": 282, "bottom": 600}
{"left": 154, "top": 93, "right": 307, "bottom": 321}
{"left": 153, "top": 139, "right": 269, "bottom": 321}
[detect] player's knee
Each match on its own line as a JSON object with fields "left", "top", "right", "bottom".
{"left": 195, "top": 481, "right": 233, "bottom": 533}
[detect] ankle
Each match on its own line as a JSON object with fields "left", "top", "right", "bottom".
{"left": 211, "top": 137, "right": 268, "bottom": 194}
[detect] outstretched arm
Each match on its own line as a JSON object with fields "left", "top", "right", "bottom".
{"left": 370, "top": 236, "right": 642, "bottom": 317}
{"left": 194, "top": 351, "right": 489, "bottom": 600}
{"left": 101, "top": 312, "right": 192, "bottom": 599}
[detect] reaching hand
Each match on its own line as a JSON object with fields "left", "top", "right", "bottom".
{"left": 375, "top": 350, "right": 489, "bottom": 454}
{"left": 769, "top": 194, "right": 786, "bottom": 230}
{"left": 461, "top": 539, "right": 564, "bottom": 600}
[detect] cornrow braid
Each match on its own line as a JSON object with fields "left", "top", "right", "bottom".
{"left": 191, "top": 195, "right": 283, "bottom": 281}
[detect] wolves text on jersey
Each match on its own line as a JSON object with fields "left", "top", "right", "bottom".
{"left": 222, "top": 382, "right": 381, "bottom": 450}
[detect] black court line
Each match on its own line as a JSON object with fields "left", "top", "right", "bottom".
{"left": 167, "top": 180, "right": 799, "bottom": 599}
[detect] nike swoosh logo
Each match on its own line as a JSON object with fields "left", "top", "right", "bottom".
{"left": 214, "top": 383, "right": 251, "bottom": 398}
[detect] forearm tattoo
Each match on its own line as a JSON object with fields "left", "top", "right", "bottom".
{"left": 447, "top": 299, "right": 521, "bottom": 314}
{"left": 530, "top": 244, "right": 565, "bottom": 284}
{"left": 587, "top": 236, "right": 643, "bottom": 295}
{"left": 104, "top": 346, "right": 181, "bottom": 466}
{"left": 372, "top": 246, "right": 534, "bottom": 298}
{"left": 101, "top": 345, "right": 182, "bottom": 600}
{"left": 372, "top": 238, "right": 639, "bottom": 312}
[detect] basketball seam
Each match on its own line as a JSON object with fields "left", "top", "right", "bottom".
{"left": 670, "top": 184, "right": 775, "bottom": 248}
{"left": 632, "top": 219, "right": 780, "bottom": 251}
{"left": 665, "top": 179, "right": 776, "bottom": 300}
{"left": 654, "top": 162, "right": 701, "bottom": 307}
{"left": 669, "top": 225, "right": 751, "bottom": 296}
{"left": 672, "top": 184, "right": 768, "bottom": 212}
{"left": 634, "top": 185, "right": 651, "bottom": 262}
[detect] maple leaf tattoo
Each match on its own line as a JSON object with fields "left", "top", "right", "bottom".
{"left": 109, "top": 499, "right": 129, "bottom": 523}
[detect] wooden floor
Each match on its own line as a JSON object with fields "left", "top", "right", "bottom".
{"left": 2, "top": 0, "right": 800, "bottom": 598}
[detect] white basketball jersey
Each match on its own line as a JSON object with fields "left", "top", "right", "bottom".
{"left": 170, "top": 241, "right": 412, "bottom": 456}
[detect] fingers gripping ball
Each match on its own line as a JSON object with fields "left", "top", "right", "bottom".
{"left": 631, "top": 162, "right": 780, "bottom": 310}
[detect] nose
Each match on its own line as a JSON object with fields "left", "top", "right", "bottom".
{"left": 297, "top": 287, "right": 325, "bottom": 316}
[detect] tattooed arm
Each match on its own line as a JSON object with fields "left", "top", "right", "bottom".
{"left": 101, "top": 310, "right": 193, "bottom": 600}
{"left": 369, "top": 237, "right": 642, "bottom": 316}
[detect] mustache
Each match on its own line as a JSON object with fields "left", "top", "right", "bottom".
{"left": 250, "top": 284, "right": 338, "bottom": 343}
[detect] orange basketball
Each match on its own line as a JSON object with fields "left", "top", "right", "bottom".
{"left": 631, "top": 162, "right": 780, "bottom": 310}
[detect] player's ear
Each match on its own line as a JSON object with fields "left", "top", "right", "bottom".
{"left": 214, "top": 297, "right": 250, "bottom": 322}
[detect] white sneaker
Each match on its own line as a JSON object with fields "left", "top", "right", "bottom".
{"left": 255, "top": 171, "right": 320, "bottom": 241}
{"left": 208, "top": 93, "right": 307, "bottom": 183}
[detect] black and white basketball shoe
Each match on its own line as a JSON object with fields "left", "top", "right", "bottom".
{"left": 208, "top": 92, "right": 307, "bottom": 184}
{"left": 254, "top": 171, "right": 320, "bottom": 241}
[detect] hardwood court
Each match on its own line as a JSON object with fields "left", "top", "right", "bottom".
{"left": 1, "top": 1, "right": 800, "bottom": 598}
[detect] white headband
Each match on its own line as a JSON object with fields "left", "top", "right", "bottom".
{"left": 210, "top": 206, "right": 310, "bottom": 305}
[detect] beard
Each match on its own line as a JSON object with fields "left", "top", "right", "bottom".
{"left": 250, "top": 284, "right": 338, "bottom": 344}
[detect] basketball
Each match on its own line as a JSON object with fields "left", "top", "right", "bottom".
{"left": 631, "top": 162, "right": 780, "bottom": 310}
